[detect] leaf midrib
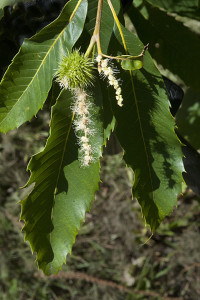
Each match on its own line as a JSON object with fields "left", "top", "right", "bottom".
{"left": 129, "top": 72, "right": 155, "bottom": 200}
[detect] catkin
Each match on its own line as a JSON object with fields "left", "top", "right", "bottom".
{"left": 72, "top": 89, "right": 94, "bottom": 167}
{"left": 96, "top": 54, "right": 123, "bottom": 107}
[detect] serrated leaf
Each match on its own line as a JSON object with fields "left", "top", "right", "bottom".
{"left": 128, "top": 2, "right": 200, "bottom": 91}
{"left": 108, "top": 22, "right": 184, "bottom": 230}
{"left": 21, "top": 88, "right": 104, "bottom": 275}
{"left": 0, "top": 0, "right": 87, "bottom": 133}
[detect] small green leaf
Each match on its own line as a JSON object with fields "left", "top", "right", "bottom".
{"left": 21, "top": 88, "right": 104, "bottom": 275}
{"left": 121, "top": 58, "right": 143, "bottom": 70}
{"left": 0, "top": 0, "right": 88, "bottom": 133}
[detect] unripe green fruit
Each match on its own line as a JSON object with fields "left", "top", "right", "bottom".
{"left": 121, "top": 58, "right": 143, "bottom": 71}
{"left": 56, "top": 50, "right": 95, "bottom": 89}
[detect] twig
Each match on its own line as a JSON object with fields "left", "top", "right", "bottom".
{"left": 180, "top": 262, "right": 200, "bottom": 274}
{"left": 35, "top": 271, "right": 183, "bottom": 300}
{"left": 85, "top": 0, "right": 103, "bottom": 57}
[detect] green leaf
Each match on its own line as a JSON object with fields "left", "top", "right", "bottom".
{"left": 108, "top": 22, "right": 184, "bottom": 230}
{"left": 145, "top": 0, "right": 200, "bottom": 21}
{"left": 21, "top": 88, "right": 104, "bottom": 275}
{"left": 0, "top": 0, "right": 88, "bottom": 133}
{"left": 128, "top": 2, "right": 200, "bottom": 91}
{"left": 100, "top": 0, "right": 121, "bottom": 53}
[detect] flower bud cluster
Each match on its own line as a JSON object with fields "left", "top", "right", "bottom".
{"left": 72, "top": 89, "right": 94, "bottom": 167}
{"left": 96, "top": 54, "right": 123, "bottom": 107}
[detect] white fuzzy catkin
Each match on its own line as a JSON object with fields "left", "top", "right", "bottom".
{"left": 96, "top": 54, "right": 123, "bottom": 107}
{"left": 73, "top": 88, "right": 94, "bottom": 167}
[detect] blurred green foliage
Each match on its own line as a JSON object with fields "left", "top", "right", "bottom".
{"left": 176, "top": 89, "right": 200, "bottom": 149}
